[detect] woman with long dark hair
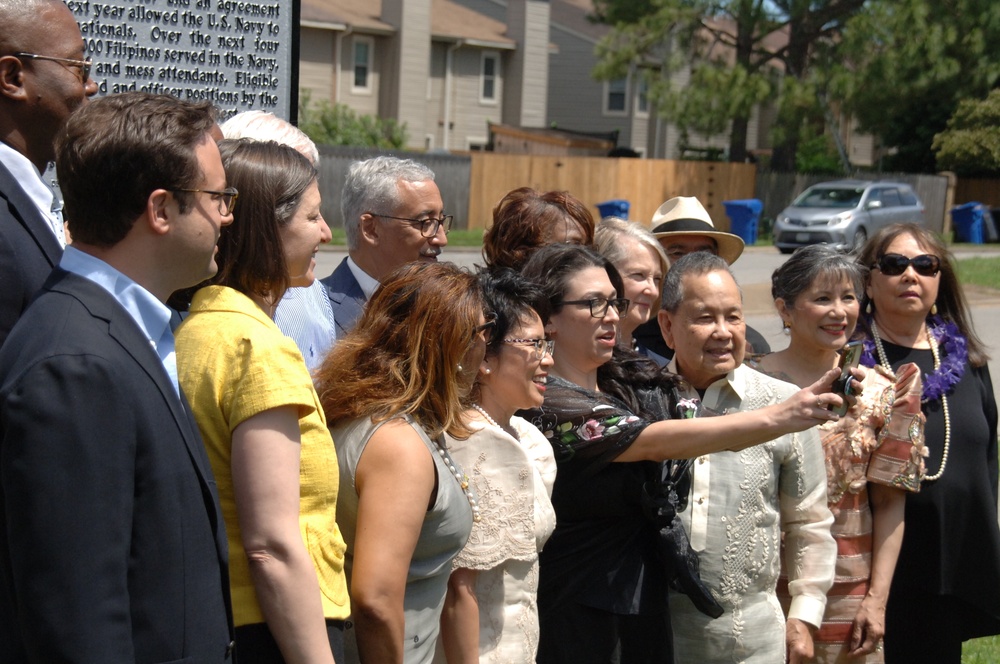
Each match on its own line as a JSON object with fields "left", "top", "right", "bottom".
{"left": 856, "top": 223, "right": 1000, "bottom": 662}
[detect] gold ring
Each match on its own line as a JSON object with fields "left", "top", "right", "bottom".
{"left": 816, "top": 399, "right": 822, "bottom": 409}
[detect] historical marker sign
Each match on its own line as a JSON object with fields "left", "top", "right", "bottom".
{"left": 66, "top": 0, "right": 299, "bottom": 120}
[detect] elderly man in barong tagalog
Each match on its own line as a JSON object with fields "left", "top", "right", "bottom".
{"left": 657, "top": 251, "right": 837, "bottom": 663}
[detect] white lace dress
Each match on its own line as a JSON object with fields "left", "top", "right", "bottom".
{"left": 437, "top": 415, "right": 557, "bottom": 663}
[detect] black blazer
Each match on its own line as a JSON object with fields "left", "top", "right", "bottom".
{"left": 320, "top": 257, "right": 367, "bottom": 338}
{"left": 0, "top": 159, "right": 62, "bottom": 349}
{"left": 0, "top": 269, "right": 234, "bottom": 662}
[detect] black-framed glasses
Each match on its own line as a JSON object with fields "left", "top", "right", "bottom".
{"left": 374, "top": 213, "right": 453, "bottom": 238}
{"left": 504, "top": 338, "right": 555, "bottom": 360}
{"left": 472, "top": 312, "right": 498, "bottom": 342}
{"left": 14, "top": 52, "right": 92, "bottom": 83}
{"left": 874, "top": 253, "right": 941, "bottom": 277}
{"left": 560, "top": 297, "right": 630, "bottom": 318}
{"left": 172, "top": 187, "right": 239, "bottom": 216}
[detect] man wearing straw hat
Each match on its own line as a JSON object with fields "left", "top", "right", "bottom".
{"left": 633, "top": 196, "right": 771, "bottom": 361}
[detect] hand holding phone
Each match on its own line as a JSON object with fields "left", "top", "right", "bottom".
{"left": 830, "top": 341, "right": 863, "bottom": 416}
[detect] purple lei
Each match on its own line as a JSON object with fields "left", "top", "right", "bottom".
{"left": 861, "top": 315, "right": 967, "bottom": 403}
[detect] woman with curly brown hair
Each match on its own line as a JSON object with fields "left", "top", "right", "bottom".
{"left": 482, "top": 187, "right": 595, "bottom": 270}
{"left": 315, "top": 262, "right": 491, "bottom": 664}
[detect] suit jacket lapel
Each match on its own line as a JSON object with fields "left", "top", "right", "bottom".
{"left": 0, "top": 160, "right": 62, "bottom": 266}
{"left": 322, "top": 258, "right": 367, "bottom": 336}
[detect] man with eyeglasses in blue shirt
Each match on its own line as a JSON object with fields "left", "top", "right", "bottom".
{"left": 320, "top": 155, "right": 451, "bottom": 337}
{"left": 0, "top": 0, "right": 98, "bottom": 348}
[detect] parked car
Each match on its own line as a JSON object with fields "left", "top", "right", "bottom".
{"left": 773, "top": 180, "right": 925, "bottom": 254}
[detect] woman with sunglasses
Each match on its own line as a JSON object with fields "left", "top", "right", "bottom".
{"left": 518, "top": 244, "right": 846, "bottom": 663}
{"left": 750, "top": 244, "right": 926, "bottom": 663}
{"left": 437, "top": 268, "right": 557, "bottom": 663}
{"left": 175, "top": 139, "right": 347, "bottom": 663}
{"left": 856, "top": 223, "right": 1000, "bottom": 662}
{"left": 316, "top": 262, "right": 489, "bottom": 664}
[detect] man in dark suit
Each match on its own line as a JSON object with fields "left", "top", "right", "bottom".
{"left": 321, "top": 155, "right": 449, "bottom": 336}
{"left": 0, "top": 92, "right": 235, "bottom": 662}
{"left": 0, "top": 0, "right": 98, "bottom": 348}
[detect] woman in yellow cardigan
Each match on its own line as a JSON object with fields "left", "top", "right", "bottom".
{"left": 176, "top": 139, "right": 348, "bottom": 663}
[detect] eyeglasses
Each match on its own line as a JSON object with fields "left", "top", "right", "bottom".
{"left": 874, "top": 253, "right": 941, "bottom": 277}
{"left": 172, "top": 187, "right": 239, "bottom": 216}
{"left": 472, "top": 312, "right": 498, "bottom": 342}
{"left": 504, "top": 338, "right": 555, "bottom": 360}
{"left": 14, "top": 52, "right": 92, "bottom": 84}
{"left": 374, "top": 213, "right": 453, "bottom": 238}
{"left": 560, "top": 297, "right": 630, "bottom": 318}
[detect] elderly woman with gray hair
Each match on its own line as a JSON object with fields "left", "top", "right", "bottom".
{"left": 593, "top": 217, "right": 669, "bottom": 354}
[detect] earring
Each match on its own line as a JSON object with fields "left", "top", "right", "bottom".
{"left": 484, "top": 368, "right": 491, "bottom": 375}
{"left": 782, "top": 323, "right": 791, "bottom": 337}
{"left": 931, "top": 303, "right": 938, "bottom": 316}
{"left": 457, "top": 364, "right": 464, "bottom": 372}
{"left": 865, "top": 301, "right": 872, "bottom": 315}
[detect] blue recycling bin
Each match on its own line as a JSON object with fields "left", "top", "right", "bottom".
{"left": 723, "top": 199, "right": 763, "bottom": 245}
{"left": 951, "top": 202, "right": 986, "bottom": 244}
{"left": 596, "top": 199, "right": 630, "bottom": 220}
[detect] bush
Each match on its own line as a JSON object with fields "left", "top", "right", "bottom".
{"left": 298, "top": 91, "right": 408, "bottom": 149}
{"left": 933, "top": 90, "right": 1000, "bottom": 176}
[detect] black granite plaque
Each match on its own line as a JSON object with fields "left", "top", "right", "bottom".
{"left": 67, "top": 0, "right": 298, "bottom": 119}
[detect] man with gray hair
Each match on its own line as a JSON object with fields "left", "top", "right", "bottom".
{"left": 320, "top": 155, "right": 449, "bottom": 336}
{"left": 657, "top": 252, "right": 836, "bottom": 663}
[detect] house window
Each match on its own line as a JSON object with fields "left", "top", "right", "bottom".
{"left": 605, "top": 78, "right": 627, "bottom": 115}
{"left": 636, "top": 77, "right": 649, "bottom": 116}
{"left": 352, "top": 36, "right": 373, "bottom": 93}
{"left": 481, "top": 52, "right": 499, "bottom": 103}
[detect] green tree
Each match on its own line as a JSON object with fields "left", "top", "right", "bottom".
{"left": 932, "top": 90, "right": 1000, "bottom": 176}
{"left": 593, "top": 0, "right": 865, "bottom": 169}
{"left": 297, "top": 91, "right": 408, "bottom": 149}
{"left": 836, "top": 0, "right": 1000, "bottom": 173}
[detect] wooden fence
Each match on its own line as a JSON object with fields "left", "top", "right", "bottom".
{"left": 954, "top": 178, "right": 1000, "bottom": 208}
{"left": 466, "top": 154, "right": 757, "bottom": 231}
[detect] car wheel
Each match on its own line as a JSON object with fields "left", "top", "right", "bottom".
{"left": 778, "top": 247, "right": 794, "bottom": 255}
{"left": 851, "top": 228, "right": 867, "bottom": 252}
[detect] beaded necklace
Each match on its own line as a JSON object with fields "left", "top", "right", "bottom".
{"left": 865, "top": 317, "right": 966, "bottom": 481}
{"left": 432, "top": 437, "right": 481, "bottom": 523}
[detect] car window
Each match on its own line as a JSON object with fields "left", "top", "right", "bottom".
{"left": 865, "top": 189, "right": 881, "bottom": 206}
{"left": 880, "top": 188, "right": 902, "bottom": 208}
{"left": 793, "top": 187, "right": 865, "bottom": 208}
{"left": 899, "top": 188, "right": 918, "bottom": 206}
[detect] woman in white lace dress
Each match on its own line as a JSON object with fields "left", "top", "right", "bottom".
{"left": 438, "top": 269, "right": 558, "bottom": 663}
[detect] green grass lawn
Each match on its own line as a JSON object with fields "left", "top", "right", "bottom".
{"left": 957, "top": 256, "right": 1000, "bottom": 290}
{"left": 963, "top": 635, "right": 1000, "bottom": 662}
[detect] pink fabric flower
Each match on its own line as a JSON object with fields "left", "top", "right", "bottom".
{"left": 577, "top": 419, "right": 605, "bottom": 440}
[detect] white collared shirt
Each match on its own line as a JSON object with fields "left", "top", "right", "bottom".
{"left": 346, "top": 256, "right": 380, "bottom": 302}
{"left": 0, "top": 142, "right": 65, "bottom": 247}
{"left": 666, "top": 360, "right": 835, "bottom": 661}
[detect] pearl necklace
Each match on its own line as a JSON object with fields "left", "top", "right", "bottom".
{"left": 472, "top": 403, "right": 520, "bottom": 441}
{"left": 471, "top": 403, "right": 500, "bottom": 428}
{"left": 871, "top": 322, "right": 951, "bottom": 481}
{"left": 432, "top": 437, "right": 481, "bottom": 522}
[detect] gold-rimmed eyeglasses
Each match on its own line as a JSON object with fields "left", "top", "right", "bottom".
{"left": 503, "top": 338, "right": 554, "bottom": 360}
{"left": 14, "top": 52, "right": 92, "bottom": 84}
{"left": 172, "top": 187, "right": 239, "bottom": 216}
{"left": 374, "top": 213, "right": 454, "bottom": 238}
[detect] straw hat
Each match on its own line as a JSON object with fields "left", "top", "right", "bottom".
{"left": 651, "top": 196, "right": 744, "bottom": 264}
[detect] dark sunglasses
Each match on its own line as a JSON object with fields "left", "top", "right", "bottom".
{"left": 873, "top": 253, "right": 941, "bottom": 277}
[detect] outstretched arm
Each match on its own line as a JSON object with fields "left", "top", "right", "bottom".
{"left": 617, "top": 368, "right": 844, "bottom": 462}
